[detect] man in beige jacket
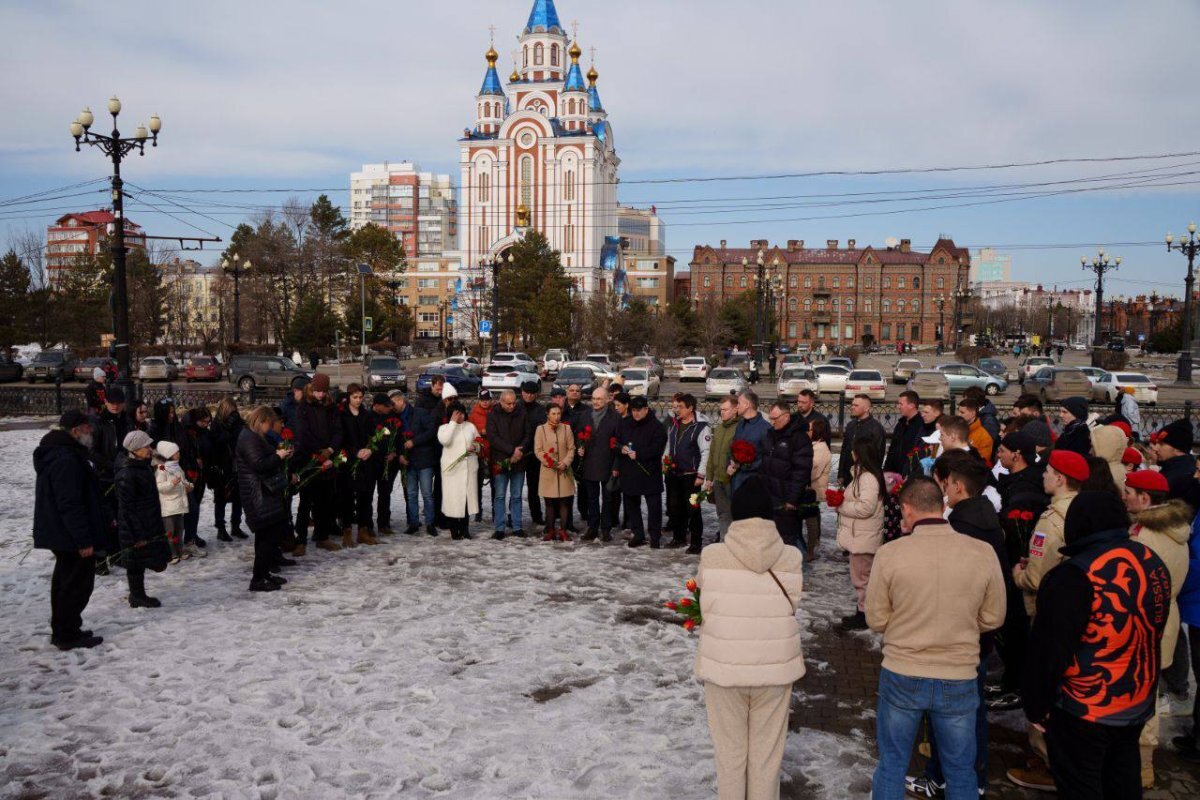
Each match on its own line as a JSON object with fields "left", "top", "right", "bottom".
{"left": 866, "top": 476, "right": 1006, "bottom": 800}
{"left": 695, "top": 476, "right": 804, "bottom": 800}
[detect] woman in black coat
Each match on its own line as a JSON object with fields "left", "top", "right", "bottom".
{"left": 338, "top": 383, "right": 380, "bottom": 546}
{"left": 294, "top": 377, "right": 343, "bottom": 551}
{"left": 210, "top": 397, "right": 246, "bottom": 541}
{"left": 114, "top": 445, "right": 171, "bottom": 608}
{"left": 236, "top": 406, "right": 293, "bottom": 593}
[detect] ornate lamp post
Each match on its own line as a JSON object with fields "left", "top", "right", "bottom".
{"left": 1166, "top": 222, "right": 1198, "bottom": 383}
{"left": 1081, "top": 248, "right": 1121, "bottom": 349}
{"left": 935, "top": 295, "right": 946, "bottom": 348}
{"left": 70, "top": 97, "right": 161, "bottom": 386}
{"left": 220, "top": 254, "right": 251, "bottom": 344}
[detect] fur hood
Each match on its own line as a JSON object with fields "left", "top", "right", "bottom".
{"left": 1135, "top": 500, "right": 1192, "bottom": 545}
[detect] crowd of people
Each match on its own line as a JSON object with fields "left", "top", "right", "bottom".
{"left": 28, "top": 368, "right": 1200, "bottom": 797}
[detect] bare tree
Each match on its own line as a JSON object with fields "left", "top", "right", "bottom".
{"left": 11, "top": 227, "right": 46, "bottom": 288}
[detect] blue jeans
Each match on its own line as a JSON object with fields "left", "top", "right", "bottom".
{"left": 873, "top": 668, "right": 979, "bottom": 800}
{"left": 405, "top": 467, "right": 434, "bottom": 526}
{"left": 492, "top": 469, "right": 525, "bottom": 532}
{"left": 924, "top": 660, "right": 988, "bottom": 790}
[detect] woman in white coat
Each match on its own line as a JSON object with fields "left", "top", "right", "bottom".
{"left": 695, "top": 474, "right": 804, "bottom": 800}
{"left": 835, "top": 436, "right": 885, "bottom": 631}
{"left": 437, "top": 400, "right": 480, "bottom": 540}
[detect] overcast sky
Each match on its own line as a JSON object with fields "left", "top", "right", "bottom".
{"left": 2, "top": 0, "right": 1199, "bottom": 296}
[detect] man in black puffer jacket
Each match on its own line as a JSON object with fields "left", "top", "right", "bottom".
{"left": 616, "top": 397, "right": 668, "bottom": 548}
{"left": 759, "top": 400, "right": 814, "bottom": 552}
{"left": 89, "top": 386, "right": 129, "bottom": 563}
{"left": 32, "top": 411, "right": 107, "bottom": 650}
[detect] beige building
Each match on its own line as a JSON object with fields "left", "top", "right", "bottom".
{"left": 622, "top": 254, "right": 676, "bottom": 311}
{"left": 161, "top": 258, "right": 224, "bottom": 345}
{"left": 385, "top": 255, "right": 461, "bottom": 342}
{"left": 349, "top": 162, "right": 457, "bottom": 257}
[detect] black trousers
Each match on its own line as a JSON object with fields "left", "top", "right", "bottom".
{"left": 50, "top": 550, "right": 95, "bottom": 640}
{"left": 775, "top": 510, "right": 804, "bottom": 552}
{"left": 580, "top": 478, "right": 617, "bottom": 532}
{"left": 127, "top": 567, "right": 147, "bottom": 598}
{"left": 1044, "top": 708, "right": 1144, "bottom": 800}
{"left": 252, "top": 522, "right": 284, "bottom": 582}
{"left": 303, "top": 478, "right": 338, "bottom": 542}
{"left": 624, "top": 492, "right": 662, "bottom": 544}
{"left": 997, "top": 593, "right": 1030, "bottom": 693}
{"left": 524, "top": 458, "right": 544, "bottom": 525}
{"left": 212, "top": 479, "right": 242, "bottom": 532}
{"left": 340, "top": 483, "right": 374, "bottom": 530}
{"left": 377, "top": 463, "right": 399, "bottom": 529}
{"left": 475, "top": 468, "right": 490, "bottom": 520}
{"left": 665, "top": 473, "right": 702, "bottom": 547}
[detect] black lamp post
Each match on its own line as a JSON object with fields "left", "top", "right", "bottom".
{"left": 1082, "top": 248, "right": 1121, "bottom": 350}
{"left": 70, "top": 97, "right": 161, "bottom": 387}
{"left": 221, "top": 254, "right": 251, "bottom": 343}
{"left": 952, "top": 283, "right": 971, "bottom": 349}
{"left": 935, "top": 295, "right": 946, "bottom": 346}
{"left": 1167, "top": 222, "right": 1198, "bottom": 383}
{"left": 484, "top": 252, "right": 514, "bottom": 356}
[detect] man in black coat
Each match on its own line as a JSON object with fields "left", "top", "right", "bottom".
{"left": 794, "top": 389, "right": 829, "bottom": 431}
{"left": 33, "top": 410, "right": 107, "bottom": 649}
{"left": 89, "top": 385, "right": 128, "bottom": 564}
{"left": 520, "top": 381, "right": 548, "bottom": 528}
{"left": 1152, "top": 418, "right": 1198, "bottom": 510}
{"left": 760, "top": 401, "right": 815, "bottom": 551}
{"left": 839, "top": 394, "right": 886, "bottom": 487}
{"left": 884, "top": 390, "right": 929, "bottom": 477}
{"left": 488, "top": 389, "right": 532, "bottom": 538}
{"left": 616, "top": 396, "right": 668, "bottom": 548}
{"left": 1053, "top": 396, "right": 1092, "bottom": 457}
{"left": 577, "top": 384, "right": 620, "bottom": 542}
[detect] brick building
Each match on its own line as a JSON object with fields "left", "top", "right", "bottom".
{"left": 689, "top": 237, "right": 970, "bottom": 347}
{"left": 1107, "top": 293, "right": 1190, "bottom": 345}
{"left": 45, "top": 210, "right": 146, "bottom": 289}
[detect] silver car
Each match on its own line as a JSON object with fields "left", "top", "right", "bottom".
{"left": 620, "top": 368, "right": 661, "bottom": 398}
{"left": 364, "top": 356, "right": 407, "bottom": 391}
{"left": 777, "top": 366, "right": 818, "bottom": 398}
{"left": 892, "top": 359, "right": 923, "bottom": 384}
{"left": 705, "top": 367, "right": 747, "bottom": 399}
{"left": 137, "top": 357, "right": 179, "bottom": 382}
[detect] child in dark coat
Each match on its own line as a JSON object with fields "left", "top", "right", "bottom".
{"left": 115, "top": 430, "right": 172, "bottom": 607}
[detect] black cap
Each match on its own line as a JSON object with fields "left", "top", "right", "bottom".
{"left": 59, "top": 409, "right": 91, "bottom": 430}
{"left": 550, "top": 386, "right": 567, "bottom": 398}
{"left": 105, "top": 386, "right": 126, "bottom": 403}
{"left": 478, "top": 389, "right": 493, "bottom": 400}
{"left": 372, "top": 393, "right": 391, "bottom": 407}
{"left": 520, "top": 380, "right": 540, "bottom": 395}
{"left": 294, "top": 375, "right": 312, "bottom": 390}
{"left": 732, "top": 474, "right": 775, "bottom": 521}
{"left": 628, "top": 395, "right": 649, "bottom": 410}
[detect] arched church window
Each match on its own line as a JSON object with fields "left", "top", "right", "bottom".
{"left": 520, "top": 155, "right": 533, "bottom": 208}
{"left": 564, "top": 171, "right": 575, "bottom": 201}
{"left": 551, "top": 44, "right": 559, "bottom": 66}
{"left": 523, "top": 46, "right": 528, "bottom": 67}
{"left": 534, "top": 43, "right": 544, "bottom": 65}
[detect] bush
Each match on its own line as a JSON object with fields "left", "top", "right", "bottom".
{"left": 954, "top": 346, "right": 995, "bottom": 364}
{"left": 1092, "top": 349, "right": 1129, "bottom": 371}
{"left": 844, "top": 346, "right": 861, "bottom": 366}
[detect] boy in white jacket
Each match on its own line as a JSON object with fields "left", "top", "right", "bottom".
{"left": 155, "top": 441, "right": 193, "bottom": 563}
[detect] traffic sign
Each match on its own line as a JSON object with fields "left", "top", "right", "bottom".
{"left": 363, "top": 316, "right": 373, "bottom": 332}
{"left": 479, "top": 320, "right": 492, "bottom": 335}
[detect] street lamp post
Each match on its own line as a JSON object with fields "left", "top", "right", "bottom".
{"left": 952, "top": 283, "right": 971, "bottom": 349}
{"left": 221, "top": 254, "right": 251, "bottom": 343}
{"left": 1081, "top": 248, "right": 1121, "bottom": 350}
{"left": 356, "top": 262, "right": 372, "bottom": 357}
{"left": 70, "top": 97, "right": 161, "bottom": 386}
{"left": 485, "top": 253, "right": 514, "bottom": 356}
{"left": 935, "top": 295, "right": 946, "bottom": 349}
{"left": 1166, "top": 222, "right": 1198, "bottom": 383}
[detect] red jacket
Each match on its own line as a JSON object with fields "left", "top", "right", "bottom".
{"left": 468, "top": 403, "right": 491, "bottom": 461}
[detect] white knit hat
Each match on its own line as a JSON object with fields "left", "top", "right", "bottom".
{"left": 93, "top": 367, "right": 105, "bottom": 380}
{"left": 155, "top": 440, "right": 180, "bottom": 460}
{"left": 441, "top": 382, "right": 458, "bottom": 399}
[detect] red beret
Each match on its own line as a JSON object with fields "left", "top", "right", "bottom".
{"left": 1121, "top": 447, "right": 1143, "bottom": 466}
{"left": 1108, "top": 421, "right": 1132, "bottom": 439}
{"left": 1048, "top": 449, "right": 1090, "bottom": 483}
{"left": 1126, "top": 469, "right": 1169, "bottom": 494}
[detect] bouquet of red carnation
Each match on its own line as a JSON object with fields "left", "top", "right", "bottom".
{"left": 1006, "top": 507, "right": 1037, "bottom": 548}
{"left": 825, "top": 488, "right": 846, "bottom": 508}
{"left": 542, "top": 446, "right": 559, "bottom": 471}
{"left": 662, "top": 454, "right": 677, "bottom": 475}
{"left": 577, "top": 425, "right": 592, "bottom": 443}
{"left": 447, "top": 435, "right": 486, "bottom": 472}
{"left": 185, "top": 469, "right": 199, "bottom": 482}
{"left": 664, "top": 577, "right": 702, "bottom": 632}
{"left": 728, "top": 440, "right": 757, "bottom": 475}
{"left": 281, "top": 427, "right": 295, "bottom": 442}
{"left": 292, "top": 453, "right": 328, "bottom": 492}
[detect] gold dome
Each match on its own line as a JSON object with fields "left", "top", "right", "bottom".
{"left": 569, "top": 41, "right": 582, "bottom": 60}
{"left": 510, "top": 65, "right": 520, "bottom": 82}
{"left": 587, "top": 65, "right": 599, "bottom": 84}
{"left": 485, "top": 45, "right": 499, "bottom": 65}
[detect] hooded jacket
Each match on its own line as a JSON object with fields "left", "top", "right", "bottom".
{"left": 295, "top": 395, "right": 343, "bottom": 477}
{"left": 114, "top": 452, "right": 170, "bottom": 571}
{"left": 235, "top": 427, "right": 289, "bottom": 531}
{"left": 694, "top": 517, "right": 805, "bottom": 687}
{"left": 835, "top": 468, "right": 884, "bottom": 554}
{"left": 998, "top": 462, "right": 1050, "bottom": 564}
{"left": 759, "top": 414, "right": 815, "bottom": 515}
{"left": 32, "top": 429, "right": 106, "bottom": 552}
{"left": 1054, "top": 419, "right": 1091, "bottom": 457}
{"left": 616, "top": 410, "right": 668, "bottom": 495}
{"left": 1090, "top": 425, "right": 1128, "bottom": 492}
{"left": 1158, "top": 453, "right": 1199, "bottom": 510}
{"left": 1130, "top": 500, "right": 1191, "bottom": 667}
{"left": 89, "top": 406, "right": 131, "bottom": 488}
{"left": 838, "top": 415, "right": 885, "bottom": 486}
{"left": 1014, "top": 490, "right": 1077, "bottom": 616}
{"left": 154, "top": 454, "right": 192, "bottom": 517}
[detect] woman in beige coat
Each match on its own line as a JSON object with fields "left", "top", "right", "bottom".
{"left": 835, "top": 437, "right": 885, "bottom": 630}
{"left": 534, "top": 404, "right": 576, "bottom": 541}
{"left": 695, "top": 475, "right": 804, "bottom": 800}
{"left": 1091, "top": 423, "right": 1129, "bottom": 491}
{"left": 805, "top": 416, "right": 832, "bottom": 561}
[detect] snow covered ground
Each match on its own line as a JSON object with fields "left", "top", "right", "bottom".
{"left": 0, "top": 426, "right": 873, "bottom": 799}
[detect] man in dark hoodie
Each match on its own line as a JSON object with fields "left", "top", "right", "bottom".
{"left": 1023, "top": 492, "right": 1170, "bottom": 799}
{"left": 32, "top": 410, "right": 107, "bottom": 650}
{"left": 1053, "top": 397, "right": 1091, "bottom": 457}
{"left": 1151, "top": 418, "right": 1198, "bottom": 511}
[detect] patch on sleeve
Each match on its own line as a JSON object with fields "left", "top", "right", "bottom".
{"left": 1029, "top": 531, "right": 1047, "bottom": 559}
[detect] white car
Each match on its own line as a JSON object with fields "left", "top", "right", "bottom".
{"left": 564, "top": 360, "right": 617, "bottom": 381}
{"left": 1077, "top": 366, "right": 1107, "bottom": 387}
{"left": 539, "top": 348, "right": 569, "bottom": 379}
{"left": 619, "top": 368, "right": 661, "bottom": 398}
{"left": 679, "top": 356, "right": 710, "bottom": 382}
{"left": 813, "top": 364, "right": 850, "bottom": 394}
{"left": 584, "top": 353, "right": 617, "bottom": 371}
{"left": 1091, "top": 371, "right": 1159, "bottom": 404}
{"left": 489, "top": 351, "right": 536, "bottom": 370}
{"left": 1020, "top": 356, "right": 1055, "bottom": 383}
{"left": 705, "top": 367, "right": 747, "bottom": 399}
{"left": 777, "top": 366, "right": 818, "bottom": 398}
{"left": 845, "top": 369, "right": 887, "bottom": 401}
{"left": 443, "top": 355, "right": 483, "bottom": 377}
{"left": 481, "top": 363, "right": 541, "bottom": 392}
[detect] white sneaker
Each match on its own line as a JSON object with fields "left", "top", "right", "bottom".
{"left": 1159, "top": 692, "right": 1191, "bottom": 717}
{"left": 184, "top": 542, "right": 207, "bottom": 559}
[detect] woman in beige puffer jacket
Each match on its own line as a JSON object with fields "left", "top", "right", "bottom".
{"left": 1091, "top": 423, "right": 1128, "bottom": 491}
{"left": 805, "top": 416, "right": 833, "bottom": 561}
{"left": 695, "top": 475, "right": 804, "bottom": 800}
{"left": 835, "top": 437, "right": 885, "bottom": 625}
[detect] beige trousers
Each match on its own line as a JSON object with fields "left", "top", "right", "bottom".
{"left": 849, "top": 553, "right": 874, "bottom": 612}
{"left": 704, "top": 682, "right": 791, "bottom": 800}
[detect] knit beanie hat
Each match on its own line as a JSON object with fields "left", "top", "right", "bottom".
{"left": 310, "top": 373, "right": 330, "bottom": 392}
{"left": 1060, "top": 396, "right": 1089, "bottom": 421}
{"left": 122, "top": 430, "right": 153, "bottom": 452}
{"left": 155, "top": 440, "right": 180, "bottom": 460}
{"left": 441, "top": 382, "right": 458, "bottom": 399}
{"left": 1158, "top": 418, "right": 1194, "bottom": 453}
{"left": 93, "top": 367, "right": 106, "bottom": 381}
{"left": 1064, "top": 490, "right": 1129, "bottom": 545}
{"left": 1023, "top": 419, "right": 1053, "bottom": 448}
{"left": 999, "top": 431, "right": 1036, "bottom": 465}
{"left": 731, "top": 474, "right": 775, "bottom": 521}
{"left": 1048, "top": 449, "right": 1090, "bottom": 483}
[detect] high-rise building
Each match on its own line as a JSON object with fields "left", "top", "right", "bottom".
{"left": 970, "top": 247, "right": 1011, "bottom": 283}
{"left": 45, "top": 210, "right": 146, "bottom": 289}
{"left": 349, "top": 162, "right": 457, "bottom": 257}
{"left": 617, "top": 205, "right": 665, "bottom": 256}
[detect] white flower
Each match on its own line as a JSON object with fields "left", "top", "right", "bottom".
{"left": 689, "top": 493, "right": 699, "bottom": 506}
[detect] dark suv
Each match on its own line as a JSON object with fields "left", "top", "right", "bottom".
{"left": 28, "top": 350, "right": 79, "bottom": 383}
{"left": 228, "top": 354, "right": 313, "bottom": 392}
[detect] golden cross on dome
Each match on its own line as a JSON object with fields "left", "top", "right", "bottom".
{"left": 487, "top": 24, "right": 496, "bottom": 45}
{"left": 589, "top": 46, "right": 597, "bottom": 65}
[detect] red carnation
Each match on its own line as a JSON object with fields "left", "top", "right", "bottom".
{"left": 609, "top": 436, "right": 618, "bottom": 449}
{"left": 185, "top": 469, "right": 199, "bottom": 481}
{"left": 281, "top": 428, "right": 295, "bottom": 441}
{"left": 825, "top": 488, "right": 846, "bottom": 508}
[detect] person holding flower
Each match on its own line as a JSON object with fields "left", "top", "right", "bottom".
{"left": 694, "top": 475, "right": 804, "bottom": 800}
{"left": 535, "top": 403, "right": 576, "bottom": 541}
{"left": 295, "top": 374, "right": 343, "bottom": 551}
{"left": 437, "top": 400, "right": 481, "bottom": 540}
{"left": 338, "top": 383, "right": 380, "bottom": 547}
{"left": 617, "top": 395, "right": 668, "bottom": 548}
{"left": 153, "top": 440, "right": 192, "bottom": 565}
{"left": 236, "top": 406, "right": 293, "bottom": 593}
{"left": 468, "top": 389, "right": 494, "bottom": 523}
{"left": 835, "top": 437, "right": 885, "bottom": 631}
{"left": 577, "top": 385, "right": 620, "bottom": 543}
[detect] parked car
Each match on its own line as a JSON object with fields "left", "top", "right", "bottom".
{"left": 777, "top": 366, "right": 818, "bottom": 399}
{"left": 482, "top": 362, "right": 540, "bottom": 392}
{"left": 891, "top": 359, "right": 923, "bottom": 384}
{"left": 725, "top": 353, "right": 751, "bottom": 371}
{"left": 583, "top": 353, "right": 617, "bottom": 371}
{"left": 28, "top": 349, "right": 78, "bottom": 383}
{"left": 73, "top": 356, "right": 116, "bottom": 382}
{"left": 813, "top": 364, "right": 850, "bottom": 394}
{"left": 679, "top": 356, "right": 710, "bottom": 382}
{"left": 907, "top": 370, "right": 951, "bottom": 400}
{"left": 828, "top": 356, "right": 854, "bottom": 371}
{"left": 705, "top": 367, "right": 747, "bottom": 399}
{"left": 0, "top": 355, "right": 23, "bottom": 383}
{"left": 364, "top": 356, "right": 408, "bottom": 391}
{"left": 1024, "top": 366, "right": 1092, "bottom": 403}
{"left": 185, "top": 356, "right": 221, "bottom": 382}
{"left": 489, "top": 352, "right": 536, "bottom": 370}
{"left": 1077, "top": 366, "right": 1108, "bottom": 387}
{"left": 976, "top": 358, "right": 1014, "bottom": 382}
{"left": 552, "top": 365, "right": 600, "bottom": 398}
{"left": 228, "top": 354, "right": 313, "bottom": 392}
{"left": 416, "top": 365, "right": 482, "bottom": 395}
{"left": 443, "top": 355, "right": 483, "bottom": 377}
{"left": 626, "top": 356, "right": 665, "bottom": 380}
{"left": 1091, "top": 371, "right": 1159, "bottom": 405}
{"left": 845, "top": 369, "right": 887, "bottom": 401}
{"left": 563, "top": 360, "right": 618, "bottom": 382}
{"left": 137, "top": 357, "right": 179, "bottom": 382}
{"left": 1020, "top": 356, "right": 1055, "bottom": 383}
{"left": 539, "top": 349, "right": 570, "bottom": 379}
{"left": 936, "top": 363, "right": 1007, "bottom": 396}
{"left": 781, "top": 353, "right": 811, "bottom": 368}
{"left": 619, "top": 368, "right": 661, "bottom": 398}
